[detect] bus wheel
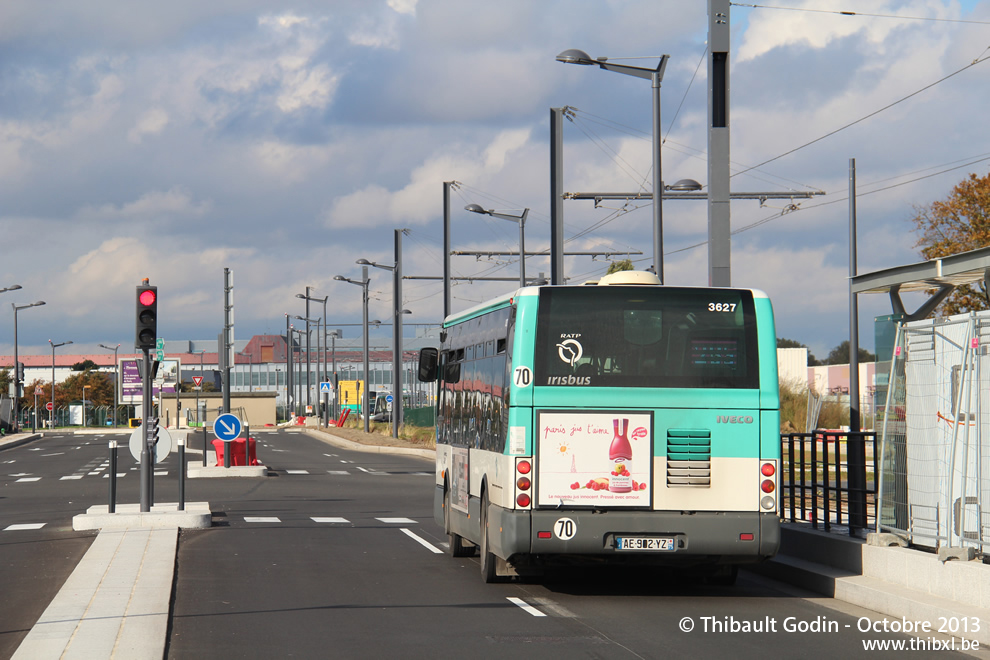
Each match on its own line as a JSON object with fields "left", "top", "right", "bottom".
{"left": 445, "top": 489, "right": 474, "bottom": 557}
{"left": 479, "top": 495, "right": 504, "bottom": 583}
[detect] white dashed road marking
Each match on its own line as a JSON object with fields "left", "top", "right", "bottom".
{"left": 102, "top": 473, "right": 127, "bottom": 478}
{"left": 327, "top": 470, "right": 350, "bottom": 475}
{"left": 4, "top": 523, "right": 46, "bottom": 531}
{"left": 60, "top": 475, "right": 84, "bottom": 480}
{"left": 400, "top": 528, "right": 443, "bottom": 554}
{"left": 286, "top": 470, "right": 309, "bottom": 475}
{"left": 244, "top": 517, "right": 281, "bottom": 523}
{"left": 16, "top": 477, "right": 41, "bottom": 482}
{"left": 377, "top": 517, "right": 416, "bottom": 524}
{"left": 507, "top": 597, "right": 546, "bottom": 617}
{"left": 311, "top": 517, "right": 350, "bottom": 524}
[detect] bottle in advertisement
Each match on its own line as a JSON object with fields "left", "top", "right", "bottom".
{"left": 609, "top": 418, "right": 632, "bottom": 492}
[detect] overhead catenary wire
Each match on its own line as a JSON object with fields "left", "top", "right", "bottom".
{"left": 731, "top": 2, "right": 990, "bottom": 26}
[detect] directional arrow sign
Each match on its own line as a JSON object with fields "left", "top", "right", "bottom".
{"left": 213, "top": 413, "right": 242, "bottom": 442}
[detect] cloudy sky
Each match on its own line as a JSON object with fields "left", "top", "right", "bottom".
{"left": 1, "top": 0, "right": 988, "bottom": 361}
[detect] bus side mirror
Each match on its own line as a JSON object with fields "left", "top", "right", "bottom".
{"left": 418, "top": 347, "right": 438, "bottom": 382}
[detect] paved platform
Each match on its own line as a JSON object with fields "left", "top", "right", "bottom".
{"left": 12, "top": 527, "right": 178, "bottom": 660}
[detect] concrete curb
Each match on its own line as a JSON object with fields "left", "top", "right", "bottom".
{"left": 188, "top": 464, "right": 269, "bottom": 478}
{"left": 0, "top": 433, "right": 41, "bottom": 451}
{"left": 72, "top": 502, "right": 212, "bottom": 531}
{"left": 304, "top": 428, "right": 435, "bottom": 460}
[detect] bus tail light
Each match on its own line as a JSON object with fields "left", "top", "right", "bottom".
{"left": 760, "top": 460, "right": 777, "bottom": 511}
{"left": 514, "top": 458, "right": 533, "bottom": 510}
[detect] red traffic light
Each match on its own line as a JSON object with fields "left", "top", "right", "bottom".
{"left": 139, "top": 289, "right": 156, "bottom": 306}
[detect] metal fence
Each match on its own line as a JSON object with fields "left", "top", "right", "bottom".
{"left": 878, "top": 312, "right": 990, "bottom": 554}
{"left": 781, "top": 431, "right": 878, "bottom": 534}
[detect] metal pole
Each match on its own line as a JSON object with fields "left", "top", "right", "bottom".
{"left": 362, "top": 265, "right": 370, "bottom": 433}
{"left": 393, "top": 230, "right": 402, "bottom": 438}
{"left": 223, "top": 268, "right": 233, "bottom": 414}
{"left": 848, "top": 156, "right": 866, "bottom": 531}
{"left": 652, "top": 71, "right": 663, "bottom": 282}
{"left": 305, "top": 286, "right": 311, "bottom": 412}
{"left": 202, "top": 423, "right": 208, "bottom": 467}
{"left": 518, "top": 215, "right": 526, "bottom": 288}
{"left": 285, "top": 314, "right": 292, "bottom": 419}
{"left": 140, "top": 348, "right": 152, "bottom": 512}
{"left": 51, "top": 345, "right": 55, "bottom": 429}
{"left": 443, "top": 181, "right": 452, "bottom": 319}
{"left": 708, "top": 0, "right": 732, "bottom": 287}
{"left": 245, "top": 423, "right": 251, "bottom": 466}
{"left": 12, "top": 307, "right": 19, "bottom": 431}
{"left": 550, "top": 107, "right": 565, "bottom": 285}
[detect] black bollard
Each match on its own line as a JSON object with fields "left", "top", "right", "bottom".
{"left": 178, "top": 435, "right": 185, "bottom": 511}
{"left": 202, "top": 425, "right": 208, "bottom": 467}
{"left": 245, "top": 424, "right": 251, "bottom": 466}
{"left": 108, "top": 438, "right": 118, "bottom": 514}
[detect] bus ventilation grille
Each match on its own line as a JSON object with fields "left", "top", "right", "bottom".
{"left": 666, "top": 430, "right": 712, "bottom": 487}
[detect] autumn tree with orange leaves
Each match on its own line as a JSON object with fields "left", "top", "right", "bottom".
{"left": 912, "top": 171, "right": 990, "bottom": 316}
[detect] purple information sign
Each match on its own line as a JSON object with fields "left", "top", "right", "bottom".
{"left": 120, "top": 358, "right": 179, "bottom": 404}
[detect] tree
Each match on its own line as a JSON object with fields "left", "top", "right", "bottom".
{"left": 826, "top": 340, "right": 876, "bottom": 365}
{"left": 912, "top": 171, "right": 990, "bottom": 315}
{"left": 71, "top": 359, "right": 99, "bottom": 371}
{"left": 61, "top": 371, "right": 114, "bottom": 406}
{"left": 0, "top": 368, "right": 9, "bottom": 394}
{"left": 606, "top": 259, "right": 634, "bottom": 274}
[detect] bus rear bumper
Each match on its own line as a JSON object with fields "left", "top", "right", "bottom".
{"left": 490, "top": 507, "right": 780, "bottom": 566}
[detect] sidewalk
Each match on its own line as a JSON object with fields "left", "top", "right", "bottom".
{"left": 747, "top": 523, "right": 990, "bottom": 646}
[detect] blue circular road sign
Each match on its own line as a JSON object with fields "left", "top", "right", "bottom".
{"left": 213, "top": 413, "right": 242, "bottom": 441}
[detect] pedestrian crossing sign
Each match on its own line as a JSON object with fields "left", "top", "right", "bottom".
{"left": 320, "top": 382, "right": 333, "bottom": 393}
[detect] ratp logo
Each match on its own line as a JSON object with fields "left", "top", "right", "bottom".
{"left": 556, "top": 339, "right": 583, "bottom": 366}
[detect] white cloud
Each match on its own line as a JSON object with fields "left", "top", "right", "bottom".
{"left": 387, "top": 0, "right": 417, "bottom": 16}
{"left": 324, "top": 128, "right": 532, "bottom": 228}
{"left": 76, "top": 187, "right": 212, "bottom": 222}
{"left": 127, "top": 107, "right": 169, "bottom": 143}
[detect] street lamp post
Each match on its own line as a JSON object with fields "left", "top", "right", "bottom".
{"left": 12, "top": 300, "right": 46, "bottom": 431}
{"left": 296, "top": 291, "right": 328, "bottom": 420}
{"left": 48, "top": 339, "right": 72, "bottom": 429}
{"left": 357, "top": 228, "right": 408, "bottom": 438}
{"left": 98, "top": 343, "right": 120, "bottom": 427}
{"left": 556, "top": 49, "right": 669, "bottom": 281}
{"left": 334, "top": 267, "right": 372, "bottom": 432}
{"left": 294, "top": 314, "right": 321, "bottom": 421}
{"left": 326, "top": 329, "right": 340, "bottom": 421}
{"left": 464, "top": 205, "right": 528, "bottom": 289}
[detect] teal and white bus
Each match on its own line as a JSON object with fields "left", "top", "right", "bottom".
{"left": 418, "top": 270, "right": 781, "bottom": 583}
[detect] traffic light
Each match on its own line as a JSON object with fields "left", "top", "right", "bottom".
{"left": 135, "top": 281, "right": 158, "bottom": 350}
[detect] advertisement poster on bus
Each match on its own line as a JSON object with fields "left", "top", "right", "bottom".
{"left": 120, "top": 358, "right": 180, "bottom": 404}
{"left": 537, "top": 411, "right": 652, "bottom": 507}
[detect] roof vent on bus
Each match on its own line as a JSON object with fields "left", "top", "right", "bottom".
{"left": 596, "top": 271, "right": 662, "bottom": 286}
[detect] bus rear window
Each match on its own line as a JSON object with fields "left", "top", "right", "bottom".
{"left": 535, "top": 287, "right": 759, "bottom": 389}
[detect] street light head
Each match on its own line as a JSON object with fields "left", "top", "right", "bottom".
{"left": 464, "top": 203, "right": 489, "bottom": 215}
{"left": 668, "top": 178, "right": 703, "bottom": 192}
{"left": 556, "top": 48, "right": 595, "bottom": 65}
{"left": 356, "top": 258, "right": 372, "bottom": 266}
{"left": 333, "top": 275, "right": 346, "bottom": 282}
{"left": 295, "top": 293, "right": 306, "bottom": 299}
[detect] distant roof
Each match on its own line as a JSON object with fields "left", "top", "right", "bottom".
{"left": 851, "top": 246, "right": 990, "bottom": 295}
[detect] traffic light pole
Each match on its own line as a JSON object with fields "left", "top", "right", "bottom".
{"left": 140, "top": 347, "right": 153, "bottom": 512}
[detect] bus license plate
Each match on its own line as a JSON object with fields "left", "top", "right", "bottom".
{"left": 616, "top": 537, "right": 674, "bottom": 551}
